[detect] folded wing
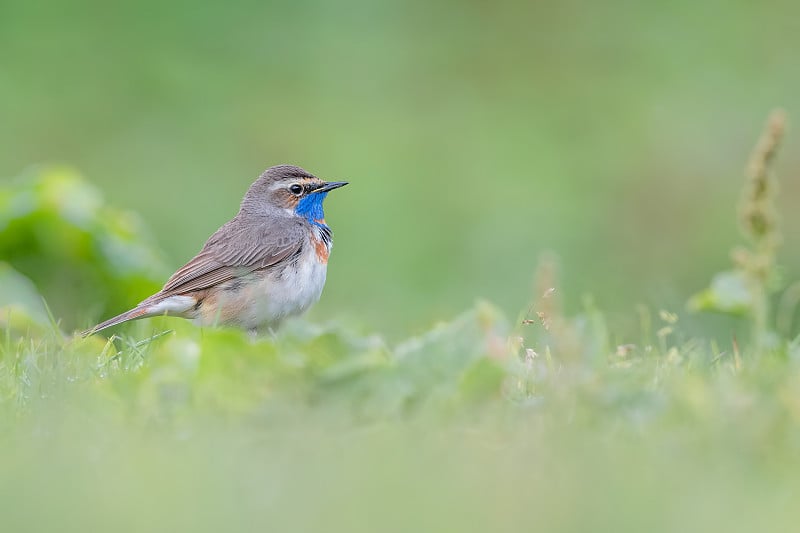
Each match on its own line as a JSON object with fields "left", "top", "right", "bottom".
{"left": 160, "top": 217, "right": 305, "bottom": 296}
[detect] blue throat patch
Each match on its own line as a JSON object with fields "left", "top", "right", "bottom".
{"left": 296, "top": 192, "right": 329, "bottom": 228}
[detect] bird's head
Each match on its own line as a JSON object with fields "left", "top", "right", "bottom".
{"left": 241, "top": 165, "right": 348, "bottom": 226}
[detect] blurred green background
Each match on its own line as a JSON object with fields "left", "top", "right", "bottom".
{"left": 2, "top": 0, "right": 799, "bottom": 333}
{"left": 4, "top": 3, "right": 800, "bottom": 532}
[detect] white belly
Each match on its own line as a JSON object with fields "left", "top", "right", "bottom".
{"left": 253, "top": 247, "right": 328, "bottom": 325}
{"left": 211, "top": 246, "right": 328, "bottom": 332}
{"left": 190, "top": 232, "right": 331, "bottom": 333}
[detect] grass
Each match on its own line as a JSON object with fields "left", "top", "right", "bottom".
{"left": 3, "top": 316, "right": 800, "bottom": 532}
{"left": 1, "top": 112, "right": 799, "bottom": 532}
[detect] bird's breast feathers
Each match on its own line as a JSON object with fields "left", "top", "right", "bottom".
{"left": 190, "top": 228, "right": 331, "bottom": 331}
{"left": 312, "top": 232, "right": 330, "bottom": 264}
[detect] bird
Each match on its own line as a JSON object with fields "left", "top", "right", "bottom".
{"left": 82, "top": 164, "right": 348, "bottom": 337}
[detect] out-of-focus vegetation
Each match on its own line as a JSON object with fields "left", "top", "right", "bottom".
{"left": 4, "top": 312, "right": 800, "bottom": 533}
{"left": 0, "top": 167, "right": 165, "bottom": 329}
{"left": 3, "top": 1, "right": 800, "bottom": 531}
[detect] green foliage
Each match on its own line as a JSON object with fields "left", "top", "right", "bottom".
{"left": 4, "top": 295, "right": 800, "bottom": 532}
{"left": 689, "top": 270, "right": 753, "bottom": 315}
{"left": 0, "top": 262, "right": 50, "bottom": 334}
{"left": 1, "top": 305, "right": 510, "bottom": 423}
{"left": 0, "top": 166, "right": 166, "bottom": 330}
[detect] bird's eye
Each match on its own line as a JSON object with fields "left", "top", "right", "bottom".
{"left": 289, "top": 184, "right": 303, "bottom": 196}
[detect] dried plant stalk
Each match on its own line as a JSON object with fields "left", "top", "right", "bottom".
{"left": 737, "top": 109, "right": 788, "bottom": 349}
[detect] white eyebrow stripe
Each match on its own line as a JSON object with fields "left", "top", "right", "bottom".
{"left": 269, "top": 178, "right": 319, "bottom": 191}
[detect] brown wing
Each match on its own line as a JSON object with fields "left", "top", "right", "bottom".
{"left": 159, "top": 217, "right": 304, "bottom": 296}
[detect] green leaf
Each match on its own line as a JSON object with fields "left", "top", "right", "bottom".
{"left": 688, "top": 271, "right": 753, "bottom": 316}
{"left": 0, "top": 262, "right": 50, "bottom": 332}
{"left": 0, "top": 167, "right": 168, "bottom": 330}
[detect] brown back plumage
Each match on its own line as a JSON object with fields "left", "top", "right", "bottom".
{"left": 160, "top": 216, "right": 306, "bottom": 296}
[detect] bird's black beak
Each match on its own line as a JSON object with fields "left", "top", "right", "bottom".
{"left": 314, "top": 181, "right": 349, "bottom": 193}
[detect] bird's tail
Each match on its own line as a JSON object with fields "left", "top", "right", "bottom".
{"left": 81, "top": 293, "right": 197, "bottom": 337}
{"left": 81, "top": 306, "right": 151, "bottom": 337}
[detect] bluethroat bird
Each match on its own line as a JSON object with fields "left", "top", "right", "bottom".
{"left": 83, "top": 165, "right": 347, "bottom": 337}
